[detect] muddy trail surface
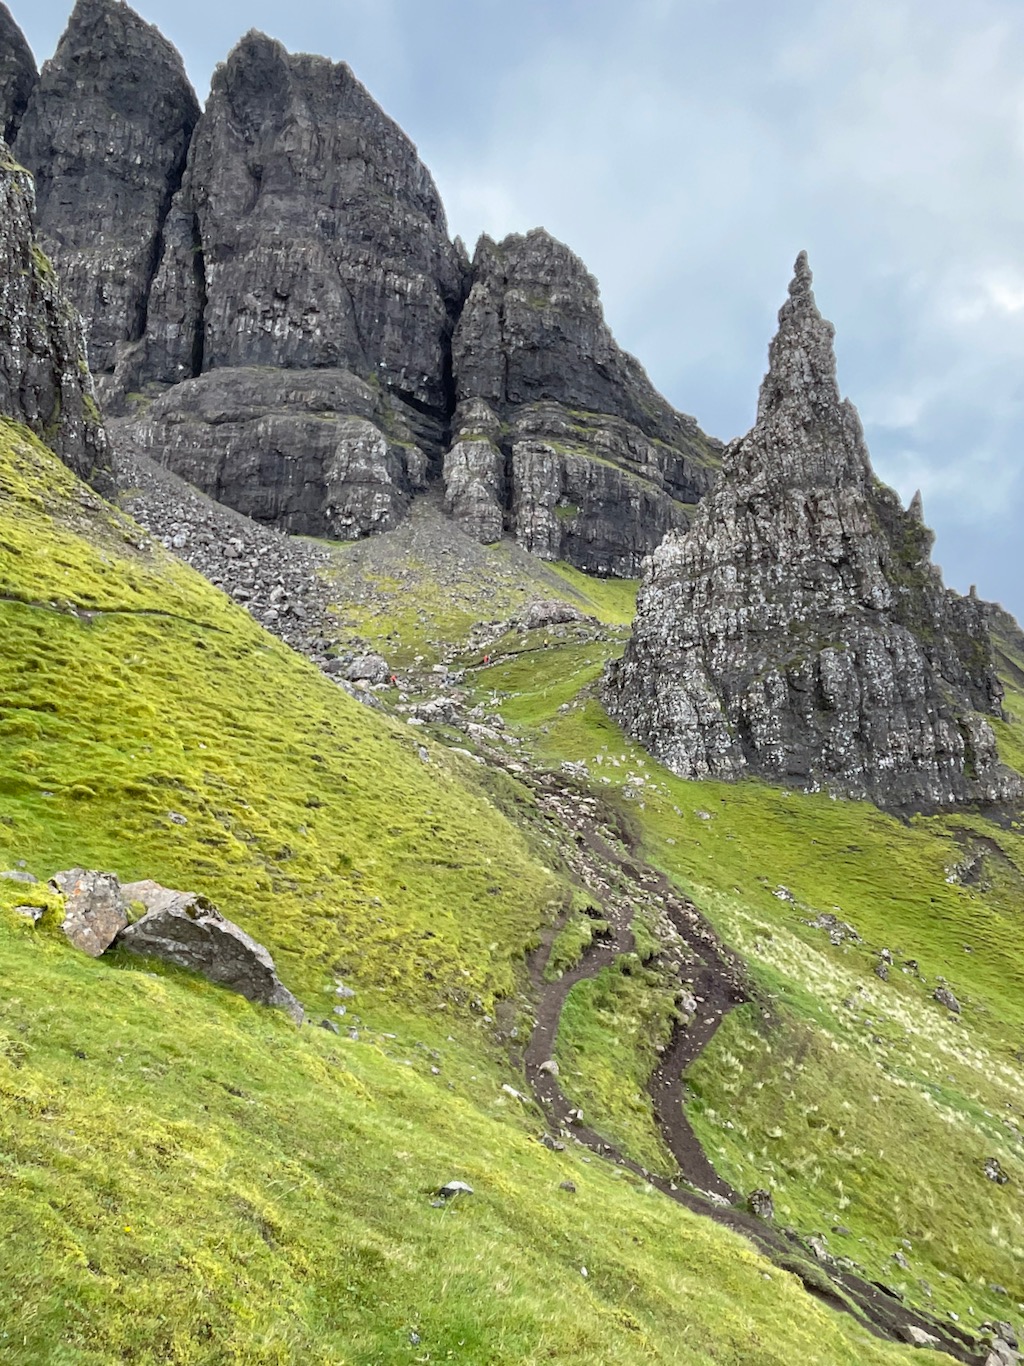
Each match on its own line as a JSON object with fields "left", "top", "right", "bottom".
{"left": 510, "top": 766, "right": 986, "bottom": 1364}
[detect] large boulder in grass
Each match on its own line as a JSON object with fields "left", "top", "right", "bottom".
{"left": 119, "top": 880, "right": 303, "bottom": 1023}
{"left": 49, "top": 869, "right": 128, "bottom": 956}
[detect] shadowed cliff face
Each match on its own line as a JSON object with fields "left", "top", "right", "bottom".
{"left": 0, "top": 139, "right": 107, "bottom": 482}
{"left": 443, "top": 230, "right": 721, "bottom": 575}
{"left": 109, "top": 28, "right": 468, "bottom": 541}
{"left": 14, "top": 0, "right": 199, "bottom": 386}
{"left": 605, "top": 253, "right": 1019, "bottom": 811}
{"left": 0, "top": 2, "right": 36, "bottom": 144}
{"left": 136, "top": 31, "right": 465, "bottom": 414}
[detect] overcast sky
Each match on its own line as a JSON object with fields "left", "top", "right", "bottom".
{"left": 20, "top": 0, "right": 1024, "bottom": 620}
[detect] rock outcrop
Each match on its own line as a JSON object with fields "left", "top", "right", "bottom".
{"left": 119, "top": 879, "right": 304, "bottom": 1023}
{"left": 447, "top": 230, "right": 720, "bottom": 573}
{"left": 108, "top": 27, "right": 466, "bottom": 539}
{"left": 13, "top": 6, "right": 719, "bottom": 566}
{"left": 50, "top": 868, "right": 128, "bottom": 956}
{"left": 14, "top": 0, "right": 199, "bottom": 390}
{"left": 135, "top": 30, "right": 464, "bottom": 408}
{"left": 605, "top": 253, "right": 1019, "bottom": 811}
{"left": 117, "top": 367, "right": 428, "bottom": 540}
{"left": 0, "top": 4, "right": 36, "bottom": 144}
{"left": 0, "top": 139, "right": 107, "bottom": 480}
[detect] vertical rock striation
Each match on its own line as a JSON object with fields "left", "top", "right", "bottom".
{"left": 11, "top": 7, "right": 717, "bottom": 562}
{"left": 0, "top": 3, "right": 36, "bottom": 145}
{"left": 0, "top": 138, "right": 107, "bottom": 481}
{"left": 116, "top": 29, "right": 466, "bottom": 538}
{"left": 141, "top": 29, "right": 465, "bottom": 404}
{"left": 14, "top": 0, "right": 199, "bottom": 388}
{"left": 605, "top": 253, "right": 1018, "bottom": 811}
{"left": 447, "top": 229, "right": 719, "bottom": 574}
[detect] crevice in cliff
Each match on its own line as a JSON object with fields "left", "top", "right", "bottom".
{"left": 432, "top": 259, "right": 474, "bottom": 475}
{"left": 135, "top": 135, "right": 194, "bottom": 349}
{"left": 190, "top": 212, "right": 207, "bottom": 379}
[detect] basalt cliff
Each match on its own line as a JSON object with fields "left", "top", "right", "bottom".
{"left": 605, "top": 253, "right": 1018, "bottom": 811}
{"left": 7, "top": 0, "right": 718, "bottom": 574}
{"left": 0, "top": 135, "right": 106, "bottom": 481}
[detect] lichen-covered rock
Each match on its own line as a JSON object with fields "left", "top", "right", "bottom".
{"left": 50, "top": 868, "right": 128, "bottom": 957}
{"left": 0, "top": 4, "right": 36, "bottom": 144}
{"left": 114, "top": 367, "right": 426, "bottom": 539}
{"left": 119, "top": 879, "right": 303, "bottom": 1023}
{"left": 509, "top": 419, "right": 696, "bottom": 577}
{"left": 442, "top": 401, "right": 507, "bottom": 543}
{"left": 605, "top": 253, "right": 1020, "bottom": 811}
{"left": 134, "top": 30, "right": 464, "bottom": 429}
{"left": 14, "top": 0, "right": 199, "bottom": 386}
{"left": 448, "top": 229, "right": 719, "bottom": 571}
{"left": 0, "top": 141, "right": 107, "bottom": 480}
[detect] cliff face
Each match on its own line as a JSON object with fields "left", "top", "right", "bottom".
{"left": 7, "top": 1, "right": 720, "bottom": 567}
{"left": 14, "top": 0, "right": 199, "bottom": 389}
{"left": 0, "top": 139, "right": 107, "bottom": 481}
{"left": 447, "top": 230, "right": 719, "bottom": 574}
{"left": 135, "top": 31, "right": 465, "bottom": 414}
{"left": 0, "top": 3, "right": 36, "bottom": 144}
{"left": 106, "top": 29, "right": 466, "bottom": 537}
{"left": 117, "top": 367, "right": 428, "bottom": 540}
{"left": 604, "top": 254, "right": 1018, "bottom": 811}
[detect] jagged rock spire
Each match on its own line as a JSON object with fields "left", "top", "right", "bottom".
{"left": 14, "top": 0, "right": 199, "bottom": 384}
{"left": 738, "top": 252, "right": 871, "bottom": 492}
{"left": 604, "top": 256, "right": 1018, "bottom": 812}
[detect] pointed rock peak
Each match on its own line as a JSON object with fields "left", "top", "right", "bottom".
{"left": 759, "top": 251, "right": 838, "bottom": 409}
{"left": 60, "top": 0, "right": 190, "bottom": 69}
{"left": 744, "top": 253, "right": 867, "bottom": 490}
{"left": 789, "top": 249, "right": 813, "bottom": 297}
{"left": 908, "top": 488, "right": 924, "bottom": 522}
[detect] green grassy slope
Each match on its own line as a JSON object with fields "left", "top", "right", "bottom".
{"left": 1, "top": 420, "right": 915, "bottom": 1364}
{"left": 480, "top": 639, "right": 1024, "bottom": 1329}
{"left": 0, "top": 418, "right": 557, "bottom": 1017}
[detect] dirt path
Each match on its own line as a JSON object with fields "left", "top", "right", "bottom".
{"left": 512, "top": 767, "right": 986, "bottom": 1364}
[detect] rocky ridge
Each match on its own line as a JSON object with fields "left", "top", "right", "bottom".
{"left": 0, "top": 137, "right": 107, "bottom": 481}
{"left": 446, "top": 230, "right": 720, "bottom": 573}
{"left": 605, "top": 253, "right": 1019, "bottom": 811}
{"left": 14, "top": 0, "right": 199, "bottom": 389}
{"left": 7, "top": 0, "right": 719, "bottom": 574}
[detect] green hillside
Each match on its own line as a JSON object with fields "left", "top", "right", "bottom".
{"left": 2, "top": 417, "right": 1021, "bottom": 1362}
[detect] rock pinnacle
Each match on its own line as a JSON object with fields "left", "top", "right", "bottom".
{"left": 604, "top": 258, "right": 1018, "bottom": 812}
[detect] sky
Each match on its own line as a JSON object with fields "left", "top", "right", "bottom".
{"left": 19, "top": 0, "right": 1024, "bottom": 620}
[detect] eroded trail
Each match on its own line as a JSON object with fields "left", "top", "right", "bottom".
{"left": 513, "top": 767, "right": 985, "bottom": 1364}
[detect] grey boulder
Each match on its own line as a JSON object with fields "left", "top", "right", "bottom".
{"left": 50, "top": 868, "right": 128, "bottom": 957}
{"left": 119, "top": 879, "right": 303, "bottom": 1022}
{"left": 345, "top": 654, "right": 391, "bottom": 684}
{"left": 934, "top": 986, "right": 962, "bottom": 1015}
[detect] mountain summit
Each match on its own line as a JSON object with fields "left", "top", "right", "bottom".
{"left": 605, "top": 253, "right": 1018, "bottom": 810}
